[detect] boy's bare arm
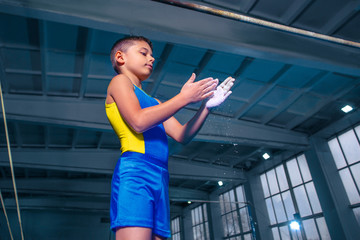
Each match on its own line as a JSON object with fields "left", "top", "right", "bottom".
{"left": 107, "top": 73, "right": 217, "bottom": 133}
{"left": 163, "top": 102, "right": 210, "bottom": 144}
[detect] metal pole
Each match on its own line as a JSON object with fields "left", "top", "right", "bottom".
{"left": 152, "top": 0, "right": 360, "bottom": 49}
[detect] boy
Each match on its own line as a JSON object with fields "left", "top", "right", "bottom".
{"left": 105, "top": 36, "right": 234, "bottom": 240}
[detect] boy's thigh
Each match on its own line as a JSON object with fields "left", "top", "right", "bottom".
{"left": 116, "top": 226, "right": 152, "bottom": 240}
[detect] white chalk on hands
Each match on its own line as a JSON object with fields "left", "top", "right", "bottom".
{"left": 206, "top": 77, "right": 234, "bottom": 108}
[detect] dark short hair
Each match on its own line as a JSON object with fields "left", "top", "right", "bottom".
{"left": 110, "top": 36, "right": 153, "bottom": 73}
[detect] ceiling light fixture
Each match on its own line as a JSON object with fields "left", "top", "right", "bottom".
{"left": 218, "top": 181, "right": 223, "bottom": 186}
{"left": 341, "top": 105, "right": 353, "bottom": 113}
{"left": 262, "top": 153, "right": 270, "bottom": 160}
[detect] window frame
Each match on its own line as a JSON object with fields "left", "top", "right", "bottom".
{"left": 171, "top": 216, "right": 182, "bottom": 240}
{"left": 191, "top": 203, "right": 210, "bottom": 240}
{"left": 328, "top": 124, "right": 360, "bottom": 226}
{"left": 219, "top": 185, "right": 254, "bottom": 240}
{"left": 260, "top": 154, "right": 330, "bottom": 240}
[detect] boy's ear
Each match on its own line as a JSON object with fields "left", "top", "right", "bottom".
{"left": 115, "top": 50, "right": 125, "bottom": 65}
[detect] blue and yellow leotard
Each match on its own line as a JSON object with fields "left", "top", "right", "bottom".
{"left": 105, "top": 85, "right": 168, "bottom": 165}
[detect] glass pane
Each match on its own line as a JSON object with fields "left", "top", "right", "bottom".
{"left": 224, "top": 191, "right": 231, "bottom": 213}
{"left": 293, "top": 185, "right": 312, "bottom": 217}
{"left": 192, "top": 210, "right": 195, "bottom": 225}
{"left": 236, "top": 185, "right": 246, "bottom": 205}
{"left": 272, "top": 227, "right": 281, "bottom": 240}
{"left": 260, "top": 173, "right": 270, "bottom": 198}
{"left": 355, "top": 125, "right": 360, "bottom": 141}
{"left": 229, "top": 190, "right": 237, "bottom": 211}
{"left": 203, "top": 204, "right": 208, "bottom": 221}
{"left": 192, "top": 225, "right": 197, "bottom": 240}
{"left": 282, "top": 190, "right": 296, "bottom": 220}
{"left": 305, "top": 182, "right": 322, "bottom": 214}
{"left": 339, "top": 168, "right": 360, "bottom": 204}
{"left": 267, "top": 169, "right": 280, "bottom": 195}
{"left": 266, "top": 198, "right": 277, "bottom": 224}
{"left": 233, "top": 211, "right": 240, "bottom": 234}
{"left": 298, "top": 155, "right": 312, "bottom": 182}
{"left": 243, "top": 233, "right": 252, "bottom": 240}
{"left": 291, "top": 229, "right": 303, "bottom": 240}
{"left": 338, "top": 129, "right": 360, "bottom": 165}
{"left": 171, "top": 220, "right": 175, "bottom": 233}
{"left": 279, "top": 225, "right": 291, "bottom": 240}
{"left": 302, "top": 218, "right": 320, "bottom": 240}
{"left": 198, "top": 207, "right": 203, "bottom": 223}
{"left": 176, "top": 218, "right": 179, "bottom": 232}
{"left": 316, "top": 217, "right": 331, "bottom": 240}
{"left": 195, "top": 207, "right": 200, "bottom": 224}
{"left": 272, "top": 194, "right": 287, "bottom": 223}
{"left": 240, "top": 207, "right": 250, "bottom": 232}
{"left": 350, "top": 163, "right": 360, "bottom": 190}
{"left": 276, "top": 165, "right": 289, "bottom": 191}
{"left": 227, "top": 212, "right": 235, "bottom": 235}
{"left": 222, "top": 215, "right": 228, "bottom": 236}
{"left": 353, "top": 207, "right": 360, "bottom": 226}
{"left": 287, "top": 158, "right": 303, "bottom": 187}
{"left": 205, "top": 223, "right": 210, "bottom": 240}
{"left": 219, "top": 194, "right": 225, "bottom": 215}
{"left": 328, "top": 138, "right": 347, "bottom": 169}
{"left": 197, "top": 225, "right": 203, "bottom": 240}
{"left": 176, "top": 218, "right": 180, "bottom": 232}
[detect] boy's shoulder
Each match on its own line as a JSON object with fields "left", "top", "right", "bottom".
{"left": 108, "top": 74, "right": 133, "bottom": 91}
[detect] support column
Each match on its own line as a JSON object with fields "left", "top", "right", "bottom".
{"left": 306, "top": 136, "right": 359, "bottom": 239}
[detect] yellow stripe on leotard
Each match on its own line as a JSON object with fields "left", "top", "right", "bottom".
{"left": 105, "top": 102, "right": 145, "bottom": 154}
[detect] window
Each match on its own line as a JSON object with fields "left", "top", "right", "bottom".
{"left": 191, "top": 204, "right": 210, "bottom": 240}
{"left": 219, "top": 185, "right": 253, "bottom": 240}
{"left": 260, "top": 154, "right": 331, "bottom": 240}
{"left": 171, "top": 217, "right": 181, "bottom": 240}
{"left": 328, "top": 125, "right": 360, "bottom": 226}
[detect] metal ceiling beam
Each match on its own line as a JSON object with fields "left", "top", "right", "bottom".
{"left": 4, "top": 197, "right": 110, "bottom": 212}
{"left": 0, "top": 179, "right": 111, "bottom": 197}
{"left": 0, "top": 149, "right": 245, "bottom": 181}
{"left": 0, "top": 0, "right": 359, "bottom": 76}
{"left": 282, "top": 0, "right": 314, "bottom": 25}
{"left": 0, "top": 178, "right": 209, "bottom": 200}
{"left": 286, "top": 78, "right": 360, "bottom": 130}
{"left": 39, "top": 20, "right": 49, "bottom": 95}
{"left": 322, "top": 1, "right": 360, "bottom": 35}
{"left": 3, "top": 197, "right": 189, "bottom": 214}
{"left": 2, "top": 94, "right": 310, "bottom": 149}
{"left": 261, "top": 71, "right": 329, "bottom": 125}
{"left": 79, "top": 28, "right": 94, "bottom": 98}
{"left": 233, "top": 64, "right": 291, "bottom": 119}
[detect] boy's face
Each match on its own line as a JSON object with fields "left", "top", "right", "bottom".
{"left": 121, "top": 40, "right": 155, "bottom": 81}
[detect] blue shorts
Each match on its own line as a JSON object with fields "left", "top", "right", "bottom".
{"left": 110, "top": 152, "right": 170, "bottom": 238}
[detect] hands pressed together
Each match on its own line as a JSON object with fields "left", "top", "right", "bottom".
{"left": 180, "top": 73, "right": 235, "bottom": 108}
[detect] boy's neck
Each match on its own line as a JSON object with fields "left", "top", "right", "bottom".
{"left": 120, "top": 71, "right": 142, "bottom": 89}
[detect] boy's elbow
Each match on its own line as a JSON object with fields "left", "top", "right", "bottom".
{"left": 129, "top": 120, "right": 147, "bottom": 133}
{"left": 132, "top": 124, "right": 146, "bottom": 134}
